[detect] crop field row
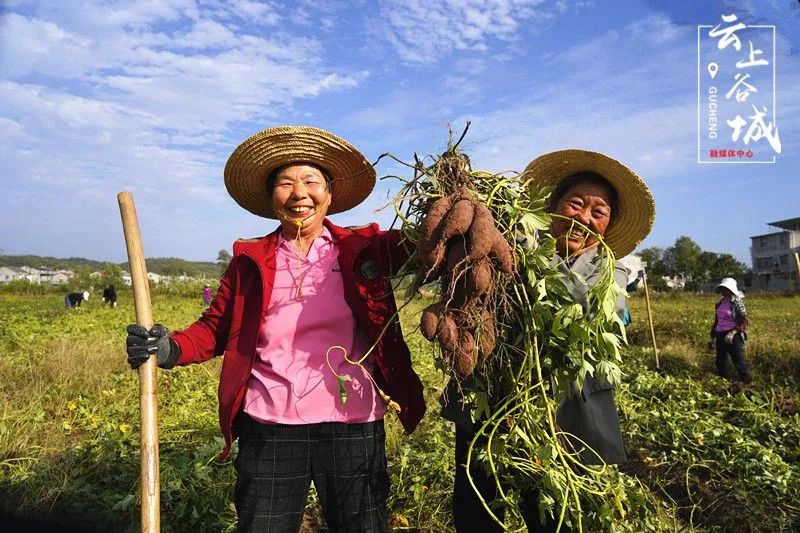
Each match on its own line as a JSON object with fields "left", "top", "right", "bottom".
{"left": 0, "top": 292, "right": 798, "bottom": 531}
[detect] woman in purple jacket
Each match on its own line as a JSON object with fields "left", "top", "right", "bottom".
{"left": 708, "top": 277, "right": 751, "bottom": 384}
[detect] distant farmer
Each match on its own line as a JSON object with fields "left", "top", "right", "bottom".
{"left": 201, "top": 285, "right": 212, "bottom": 306}
{"left": 707, "top": 277, "right": 751, "bottom": 384}
{"left": 444, "top": 149, "right": 655, "bottom": 532}
{"left": 102, "top": 284, "right": 117, "bottom": 308}
{"left": 124, "top": 126, "right": 481, "bottom": 532}
{"left": 65, "top": 291, "right": 89, "bottom": 309}
{"left": 622, "top": 270, "right": 644, "bottom": 326}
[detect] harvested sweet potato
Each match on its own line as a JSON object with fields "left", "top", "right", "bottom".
{"left": 439, "top": 199, "right": 475, "bottom": 244}
{"left": 410, "top": 154, "right": 511, "bottom": 378}
{"left": 425, "top": 242, "right": 448, "bottom": 274}
{"left": 437, "top": 313, "right": 458, "bottom": 352}
{"left": 477, "top": 310, "right": 496, "bottom": 360}
{"left": 449, "top": 280, "right": 470, "bottom": 309}
{"left": 489, "top": 228, "right": 514, "bottom": 275}
{"left": 441, "top": 239, "right": 471, "bottom": 307}
{"left": 453, "top": 331, "right": 477, "bottom": 377}
{"left": 466, "top": 203, "right": 496, "bottom": 262}
{"left": 445, "top": 238, "right": 468, "bottom": 276}
{"left": 420, "top": 304, "right": 440, "bottom": 341}
{"left": 417, "top": 196, "right": 452, "bottom": 269}
{"left": 466, "top": 258, "right": 492, "bottom": 297}
{"left": 412, "top": 264, "right": 440, "bottom": 288}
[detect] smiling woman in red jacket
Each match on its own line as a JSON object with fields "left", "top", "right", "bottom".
{"left": 125, "top": 126, "right": 431, "bottom": 533}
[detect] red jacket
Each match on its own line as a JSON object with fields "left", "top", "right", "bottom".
{"left": 171, "top": 219, "right": 425, "bottom": 458}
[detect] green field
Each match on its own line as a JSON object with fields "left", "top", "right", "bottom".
{"left": 0, "top": 292, "right": 798, "bottom": 532}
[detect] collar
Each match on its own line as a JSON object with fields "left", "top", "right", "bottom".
{"left": 276, "top": 225, "right": 334, "bottom": 251}
{"left": 553, "top": 245, "right": 601, "bottom": 271}
{"left": 233, "top": 218, "right": 379, "bottom": 261}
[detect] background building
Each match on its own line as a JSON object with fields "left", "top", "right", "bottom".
{"left": 750, "top": 217, "right": 800, "bottom": 292}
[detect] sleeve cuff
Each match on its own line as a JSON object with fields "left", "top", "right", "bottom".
{"left": 161, "top": 338, "right": 181, "bottom": 369}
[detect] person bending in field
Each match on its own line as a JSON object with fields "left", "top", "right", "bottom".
{"left": 65, "top": 291, "right": 89, "bottom": 309}
{"left": 102, "top": 284, "right": 117, "bottom": 308}
{"left": 707, "top": 277, "right": 751, "bottom": 385}
{"left": 125, "top": 126, "right": 484, "bottom": 533}
{"left": 442, "top": 149, "right": 655, "bottom": 532}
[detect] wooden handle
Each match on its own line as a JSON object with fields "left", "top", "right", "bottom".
{"left": 641, "top": 271, "right": 660, "bottom": 370}
{"left": 117, "top": 192, "right": 160, "bottom": 533}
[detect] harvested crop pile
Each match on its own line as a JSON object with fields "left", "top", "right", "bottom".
{"left": 402, "top": 133, "right": 513, "bottom": 379}
{"left": 389, "top": 123, "right": 632, "bottom": 531}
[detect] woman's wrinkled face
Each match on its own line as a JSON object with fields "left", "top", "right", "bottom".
{"left": 271, "top": 164, "right": 331, "bottom": 236}
{"left": 550, "top": 180, "right": 613, "bottom": 256}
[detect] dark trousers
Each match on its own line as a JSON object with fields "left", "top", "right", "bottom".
{"left": 233, "top": 413, "right": 389, "bottom": 533}
{"left": 714, "top": 331, "right": 751, "bottom": 383}
{"left": 453, "top": 424, "right": 562, "bottom": 533}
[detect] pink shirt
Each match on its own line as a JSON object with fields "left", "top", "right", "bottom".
{"left": 715, "top": 299, "right": 738, "bottom": 332}
{"left": 243, "top": 227, "right": 386, "bottom": 424}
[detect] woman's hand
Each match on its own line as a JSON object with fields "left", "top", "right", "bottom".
{"left": 126, "top": 324, "right": 180, "bottom": 369}
{"left": 724, "top": 331, "right": 736, "bottom": 345}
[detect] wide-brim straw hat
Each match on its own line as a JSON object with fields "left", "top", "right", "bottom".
{"left": 717, "top": 277, "right": 744, "bottom": 297}
{"left": 520, "top": 149, "right": 655, "bottom": 258}
{"left": 224, "top": 126, "right": 376, "bottom": 219}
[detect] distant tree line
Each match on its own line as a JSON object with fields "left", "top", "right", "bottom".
{"left": 118, "top": 257, "right": 220, "bottom": 278}
{"left": 0, "top": 255, "right": 107, "bottom": 271}
{"left": 0, "top": 255, "right": 221, "bottom": 278}
{"left": 1, "top": 240, "right": 749, "bottom": 294}
{"left": 638, "top": 236, "right": 747, "bottom": 291}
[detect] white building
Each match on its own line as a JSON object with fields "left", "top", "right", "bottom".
{"left": 618, "top": 255, "right": 643, "bottom": 285}
{"left": 750, "top": 217, "right": 800, "bottom": 292}
{"left": 0, "top": 266, "right": 24, "bottom": 282}
{"left": 0, "top": 266, "right": 73, "bottom": 284}
{"left": 47, "top": 271, "right": 73, "bottom": 284}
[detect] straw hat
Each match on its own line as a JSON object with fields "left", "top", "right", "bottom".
{"left": 224, "top": 126, "right": 376, "bottom": 219}
{"left": 717, "top": 277, "right": 744, "bottom": 297}
{"left": 520, "top": 149, "right": 655, "bottom": 258}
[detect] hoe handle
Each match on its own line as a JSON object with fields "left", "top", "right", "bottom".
{"left": 118, "top": 191, "right": 160, "bottom": 533}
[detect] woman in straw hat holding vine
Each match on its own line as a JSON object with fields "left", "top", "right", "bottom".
{"left": 125, "top": 126, "right": 474, "bottom": 532}
{"left": 445, "top": 149, "right": 655, "bottom": 532}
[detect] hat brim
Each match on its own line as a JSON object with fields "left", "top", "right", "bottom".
{"left": 520, "top": 149, "right": 655, "bottom": 258}
{"left": 716, "top": 282, "right": 743, "bottom": 297}
{"left": 224, "top": 126, "right": 376, "bottom": 219}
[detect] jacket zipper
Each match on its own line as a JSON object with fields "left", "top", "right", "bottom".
{"left": 229, "top": 251, "right": 268, "bottom": 440}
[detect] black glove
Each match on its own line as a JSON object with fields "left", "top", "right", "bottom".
{"left": 126, "top": 323, "right": 180, "bottom": 370}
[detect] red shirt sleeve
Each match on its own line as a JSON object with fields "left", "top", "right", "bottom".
{"left": 172, "top": 257, "right": 237, "bottom": 365}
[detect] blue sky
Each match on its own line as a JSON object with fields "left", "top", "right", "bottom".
{"left": 0, "top": 0, "right": 798, "bottom": 264}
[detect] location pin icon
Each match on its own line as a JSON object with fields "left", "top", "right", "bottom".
{"left": 707, "top": 62, "right": 719, "bottom": 79}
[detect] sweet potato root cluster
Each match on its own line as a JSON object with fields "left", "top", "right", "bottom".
{"left": 417, "top": 185, "right": 511, "bottom": 378}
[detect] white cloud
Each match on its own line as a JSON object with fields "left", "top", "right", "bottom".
{"left": 452, "top": 12, "right": 800, "bottom": 180}
{"left": 288, "top": 0, "right": 342, "bottom": 30}
{"left": 231, "top": 0, "right": 282, "bottom": 25}
{"left": 0, "top": 1, "right": 369, "bottom": 260}
{"left": 173, "top": 18, "right": 240, "bottom": 49}
{"left": 376, "top": 0, "right": 586, "bottom": 64}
